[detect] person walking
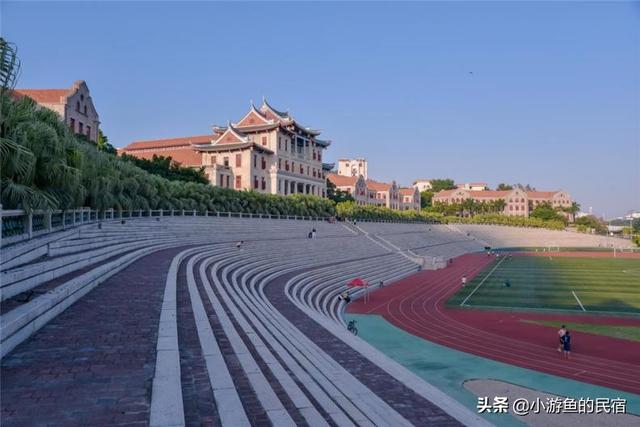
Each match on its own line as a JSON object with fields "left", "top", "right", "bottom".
{"left": 562, "top": 331, "right": 571, "bottom": 359}
{"left": 461, "top": 276, "right": 467, "bottom": 287}
{"left": 557, "top": 325, "right": 567, "bottom": 353}
{"left": 312, "top": 228, "right": 317, "bottom": 239}
{"left": 236, "top": 240, "right": 244, "bottom": 250}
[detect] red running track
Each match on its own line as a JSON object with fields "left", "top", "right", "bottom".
{"left": 348, "top": 253, "right": 640, "bottom": 395}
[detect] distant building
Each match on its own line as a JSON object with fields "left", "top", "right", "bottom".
{"left": 123, "top": 99, "right": 330, "bottom": 197}
{"left": 412, "top": 179, "right": 432, "bottom": 192}
{"left": 432, "top": 188, "right": 572, "bottom": 217}
{"left": 337, "top": 158, "right": 368, "bottom": 179}
{"left": 366, "top": 179, "right": 400, "bottom": 210}
{"left": 13, "top": 80, "right": 100, "bottom": 142}
{"left": 328, "top": 173, "right": 415, "bottom": 211}
{"left": 624, "top": 211, "right": 640, "bottom": 220}
{"left": 399, "top": 187, "right": 421, "bottom": 211}
{"left": 456, "top": 182, "right": 488, "bottom": 191}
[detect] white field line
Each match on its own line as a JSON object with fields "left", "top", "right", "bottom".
{"left": 572, "top": 290, "right": 586, "bottom": 311}
{"left": 460, "top": 255, "right": 508, "bottom": 306}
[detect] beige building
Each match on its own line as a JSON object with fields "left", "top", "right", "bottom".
{"left": 328, "top": 173, "right": 415, "bottom": 211}
{"left": 432, "top": 188, "right": 572, "bottom": 217}
{"left": 399, "top": 187, "right": 421, "bottom": 210}
{"left": 412, "top": 179, "right": 432, "bottom": 192}
{"left": 327, "top": 174, "right": 370, "bottom": 205}
{"left": 330, "top": 157, "right": 420, "bottom": 211}
{"left": 337, "top": 158, "right": 368, "bottom": 179}
{"left": 14, "top": 81, "right": 100, "bottom": 142}
{"left": 457, "top": 182, "right": 488, "bottom": 191}
{"left": 123, "top": 100, "right": 331, "bottom": 196}
{"left": 366, "top": 179, "right": 400, "bottom": 210}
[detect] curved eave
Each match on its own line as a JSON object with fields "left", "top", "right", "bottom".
{"left": 315, "top": 139, "right": 331, "bottom": 147}
{"left": 232, "top": 122, "right": 280, "bottom": 133}
{"left": 193, "top": 142, "right": 274, "bottom": 155}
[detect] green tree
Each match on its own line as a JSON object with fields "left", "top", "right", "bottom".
{"left": 326, "top": 179, "right": 354, "bottom": 203}
{"left": 96, "top": 129, "right": 117, "bottom": 154}
{"left": 121, "top": 153, "right": 209, "bottom": 185}
{"left": 496, "top": 183, "right": 513, "bottom": 191}
{"left": 420, "top": 190, "right": 434, "bottom": 208}
{"left": 574, "top": 215, "right": 607, "bottom": 234}
{"left": 562, "top": 201, "right": 581, "bottom": 222}
{"left": 430, "top": 179, "right": 456, "bottom": 192}
{"left": 530, "top": 202, "right": 567, "bottom": 224}
{"left": 420, "top": 178, "right": 455, "bottom": 209}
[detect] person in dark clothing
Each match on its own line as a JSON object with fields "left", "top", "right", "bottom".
{"left": 562, "top": 331, "right": 571, "bottom": 359}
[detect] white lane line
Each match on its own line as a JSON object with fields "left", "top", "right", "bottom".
{"left": 572, "top": 290, "right": 586, "bottom": 311}
{"left": 460, "top": 256, "right": 507, "bottom": 307}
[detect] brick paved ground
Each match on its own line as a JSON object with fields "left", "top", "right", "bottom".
{"left": 177, "top": 258, "right": 221, "bottom": 427}
{"left": 1, "top": 247, "right": 186, "bottom": 426}
{"left": 264, "top": 268, "right": 462, "bottom": 427}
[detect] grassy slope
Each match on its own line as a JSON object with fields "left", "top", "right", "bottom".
{"left": 447, "top": 256, "right": 640, "bottom": 314}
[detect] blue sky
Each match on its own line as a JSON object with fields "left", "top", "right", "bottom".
{"left": 2, "top": 1, "right": 639, "bottom": 217}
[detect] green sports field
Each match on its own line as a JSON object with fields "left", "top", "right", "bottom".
{"left": 447, "top": 255, "right": 640, "bottom": 315}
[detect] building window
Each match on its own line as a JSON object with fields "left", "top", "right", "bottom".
{"left": 84, "top": 105, "right": 87, "bottom": 115}
{"left": 211, "top": 155, "right": 216, "bottom": 165}
{"left": 86, "top": 125, "right": 91, "bottom": 137}
{"left": 69, "top": 118, "right": 75, "bottom": 131}
{"left": 292, "top": 161, "right": 295, "bottom": 172}
{"left": 235, "top": 153, "right": 242, "bottom": 167}
{"left": 254, "top": 176, "right": 258, "bottom": 189}
{"left": 262, "top": 136, "right": 267, "bottom": 146}
{"left": 285, "top": 161, "right": 289, "bottom": 171}
{"left": 306, "top": 166, "right": 310, "bottom": 175}
{"left": 300, "top": 165, "right": 304, "bottom": 174}
{"left": 79, "top": 122, "right": 84, "bottom": 133}
{"left": 278, "top": 137, "right": 282, "bottom": 150}
{"left": 261, "top": 156, "right": 266, "bottom": 170}
{"left": 223, "top": 157, "right": 229, "bottom": 167}
{"left": 318, "top": 152, "right": 321, "bottom": 161}
{"left": 313, "top": 150, "right": 316, "bottom": 160}
{"left": 253, "top": 154, "right": 257, "bottom": 168}
{"left": 235, "top": 176, "right": 242, "bottom": 189}
{"left": 261, "top": 177, "right": 266, "bottom": 190}
{"left": 76, "top": 101, "right": 80, "bottom": 112}
{"left": 226, "top": 175, "right": 230, "bottom": 188}
{"left": 278, "top": 158, "right": 282, "bottom": 169}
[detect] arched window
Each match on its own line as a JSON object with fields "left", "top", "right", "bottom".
{"left": 76, "top": 101, "right": 80, "bottom": 112}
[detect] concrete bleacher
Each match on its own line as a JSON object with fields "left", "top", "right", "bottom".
{"left": 6, "top": 217, "right": 630, "bottom": 426}
{"left": 451, "top": 224, "right": 635, "bottom": 249}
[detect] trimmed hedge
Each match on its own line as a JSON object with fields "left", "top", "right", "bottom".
{"left": 336, "top": 201, "right": 566, "bottom": 230}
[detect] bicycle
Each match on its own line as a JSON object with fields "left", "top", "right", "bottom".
{"left": 347, "top": 319, "right": 358, "bottom": 336}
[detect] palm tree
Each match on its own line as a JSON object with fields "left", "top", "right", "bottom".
{"left": 566, "top": 201, "right": 581, "bottom": 222}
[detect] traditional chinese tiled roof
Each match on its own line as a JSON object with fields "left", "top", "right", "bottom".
{"left": 124, "top": 135, "right": 215, "bottom": 151}
{"left": 193, "top": 141, "right": 273, "bottom": 154}
{"left": 123, "top": 147, "right": 203, "bottom": 167}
